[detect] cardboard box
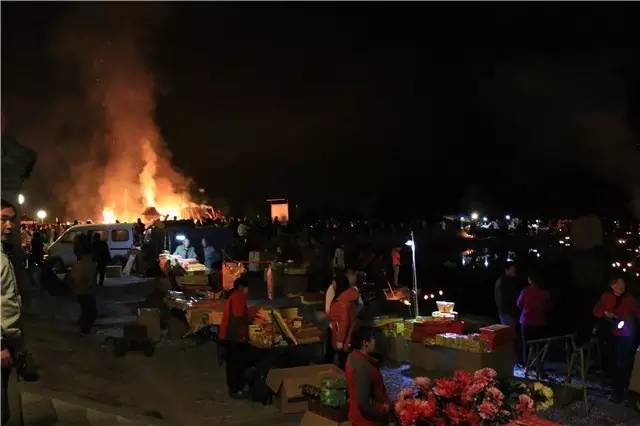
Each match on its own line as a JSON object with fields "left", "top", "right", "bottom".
{"left": 137, "top": 308, "right": 161, "bottom": 343}
{"left": 266, "top": 364, "right": 344, "bottom": 414}
{"left": 629, "top": 348, "right": 640, "bottom": 393}
{"left": 300, "top": 410, "right": 351, "bottom": 426}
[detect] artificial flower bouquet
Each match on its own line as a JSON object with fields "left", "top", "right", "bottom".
{"left": 395, "top": 368, "right": 554, "bottom": 426}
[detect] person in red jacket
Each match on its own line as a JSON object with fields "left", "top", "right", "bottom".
{"left": 593, "top": 277, "right": 640, "bottom": 402}
{"left": 517, "top": 270, "right": 551, "bottom": 364}
{"left": 219, "top": 277, "right": 250, "bottom": 398}
{"left": 329, "top": 269, "right": 362, "bottom": 368}
{"left": 345, "top": 326, "right": 390, "bottom": 426}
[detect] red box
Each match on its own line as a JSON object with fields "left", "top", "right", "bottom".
{"left": 479, "top": 324, "right": 516, "bottom": 351}
{"left": 411, "top": 320, "right": 464, "bottom": 342}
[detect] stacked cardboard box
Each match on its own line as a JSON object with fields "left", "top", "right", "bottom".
{"left": 479, "top": 324, "right": 516, "bottom": 351}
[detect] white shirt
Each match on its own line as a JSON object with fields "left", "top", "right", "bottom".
{"left": 1, "top": 250, "right": 22, "bottom": 341}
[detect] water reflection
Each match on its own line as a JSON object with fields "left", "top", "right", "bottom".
{"left": 450, "top": 248, "right": 543, "bottom": 269}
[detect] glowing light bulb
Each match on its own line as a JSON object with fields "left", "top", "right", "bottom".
{"left": 438, "top": 290, "right": 443, "bottom": 296}
{"left": 617, "top": 320, "right": 625, "bottom": 329}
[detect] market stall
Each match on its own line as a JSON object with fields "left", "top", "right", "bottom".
{"left": 372, "top": 301, "right": 515, "bottom": 378}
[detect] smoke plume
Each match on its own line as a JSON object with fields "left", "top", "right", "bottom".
{"left": 25, "top": 5, "right": 193, "bottom": 222}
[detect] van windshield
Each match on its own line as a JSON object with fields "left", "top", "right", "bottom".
{"left": 60, "top": 230, "right": 80, "bottom": 243}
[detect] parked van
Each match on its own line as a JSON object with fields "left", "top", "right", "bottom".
{"left": 46, "top": 223, "right": 136, "bottom": 270}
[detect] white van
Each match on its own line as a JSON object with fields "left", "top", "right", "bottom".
{"left": 46, "top": 223, "right": 136, "bottom": 270}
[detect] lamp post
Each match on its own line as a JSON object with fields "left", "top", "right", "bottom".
{"left": 36, "top": 209, "right": 47, "bottom": 224}
{"left": 405, "top": 231, "right": 419, "bottom": 318}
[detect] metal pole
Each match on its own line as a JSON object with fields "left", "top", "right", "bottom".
{"left": 411, "top": 231, "right": 419, "bottom": 318}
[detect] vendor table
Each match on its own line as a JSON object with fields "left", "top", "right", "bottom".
{"left": 409, "top": 341, "right": 514, "bottom": 378}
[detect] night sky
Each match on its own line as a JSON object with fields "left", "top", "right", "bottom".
{"left": 2, "top": 3, "right": 640, "bottom": 220}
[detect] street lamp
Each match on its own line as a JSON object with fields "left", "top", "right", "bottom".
{"left": 36, "top": 209, "right": 47, "bottom": 223}
{"left": 471, "top": 212, "right": 479, "bottom": 221}
{"left": 18, "top": 194, "right": 25, "bottom": 205}
{"left": 405, "top": 231, "right": 419, "bottom": 318}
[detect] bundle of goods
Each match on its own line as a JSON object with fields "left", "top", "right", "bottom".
{"left": 374, "top": 317, "right": 410, "bottom": 338}
{"left": 177, "top": 258, "right": 208, "bottom": 275}
{"left": 436, "top": 301, "right": 455, "bottom": 313}
{"left": 319, "top": 376, "right": 347, "bottom": 408}
{"left": 410, "top": 317, "right": 465, "bottom": 342}
{"left": 301, "top": 377, "right": 348, "bottom": 423}
{"left": 429, "top": 333, "right": 489, "bottom": 353}
{"left": 250, "top": 307, "right": 323, "bottom": 347}
{"left": 249, "top": 323, "right": 286, "bottom": 348}
{"left": 479, "top": 324, "right": 516, "bottom": 351}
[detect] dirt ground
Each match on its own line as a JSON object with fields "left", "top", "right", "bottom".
{"left": 22, "top": 316, "right": 301, "bottom": 426}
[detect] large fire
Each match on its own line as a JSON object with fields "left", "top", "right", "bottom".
{"left": 99, "top": 139, "right": 220, "bottom": 224}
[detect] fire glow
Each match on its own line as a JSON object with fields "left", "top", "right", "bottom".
{"left": 58, "top": 32, "right": 219, "bottom": 225}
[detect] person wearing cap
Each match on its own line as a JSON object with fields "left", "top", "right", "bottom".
{"left": 593, "top": 277, "right": 640, "bottom": 403}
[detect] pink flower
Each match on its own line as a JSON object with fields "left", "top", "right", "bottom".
{"left": 477, "top": 399, "right": 499, "bottom": 420}
{"left": 461, "top": 382, "right": 485, "bottom": 404}
{"left": 453, "top": 370, "right": 472, "bottom": 388}
{"left": 414, "top": 376, "right": 432, "bottom": 390}
{"left": 516, "top": 394, "right": 535, "bottom": 416}
{"left": 473, "top": 368, "right": 497, "bottom": 387}
{"left": 485, "top": 386, "right": 505, "bottom": 405}
{"left": 433, "top": 377, "right": 458, "bottom": 398}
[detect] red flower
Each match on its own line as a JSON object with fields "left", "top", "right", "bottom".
{"left": 473, "top": 368, "right": 497, "bottom": 387}
{"left": 434, "top": 377, "right": 458, "bottom": 398}
{"left": 461, "top": 382, "right": 485, "bottom": 404}
{"left": 453, "top": 370, "right": 472, "bottom": 388}
{"left": 398, "top": 400, "right": 420, "bottom": 426}
{"left": 478, "top": 399, "right": 499, "bottom": 420}
{"left": 417, "top": 395, "right": 437, "bottom": 419}
{"left": 464, "top": 409, "right": 480, "bottom": 426}
{"left": 485, "top": 386, "right": 505, "bottom": 405}
{"left": 445, "top": 403, "right": 465, "bottom": 425}
{"left": 414, "top": 376, "right": 432, "bottom": 390}
{"left": 516, "top": 394, "right": 535, "bottom": 416}
{"left": 432, "top": 417, "right": 447, "bottom": 426}
{"left": 395, "top": 399, "right": 407, "bottom": 413}
{"left": 397, "top": 388, "right": 414, "bottom": 401}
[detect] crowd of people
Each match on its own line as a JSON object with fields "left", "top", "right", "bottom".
{"left": 494, "top": 260, "right": 640, "bottom": 404}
